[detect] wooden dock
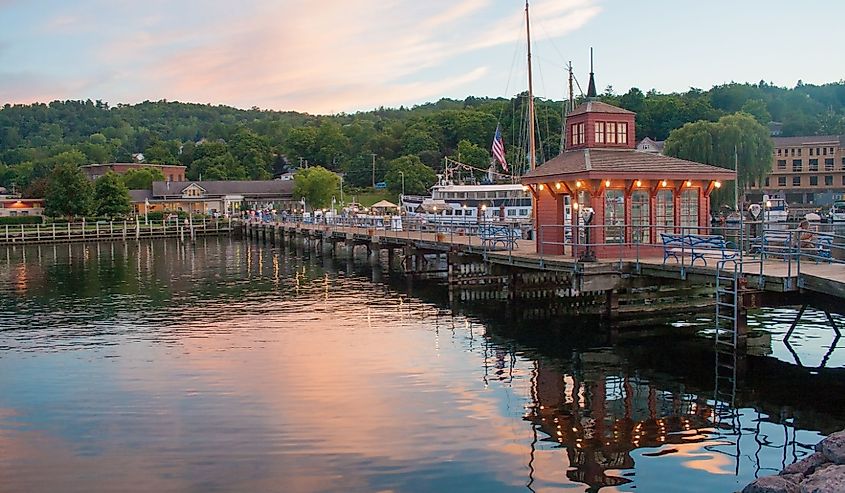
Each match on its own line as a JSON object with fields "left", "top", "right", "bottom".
{"left": 0, "top": 219, "right": 233, "bottom": 245}
{"left": 240, "top": 220, "right": 845, "bottom": 351}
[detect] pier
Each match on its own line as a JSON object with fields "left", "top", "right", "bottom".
{"left": 239, "top": 218, "right": 845, "bottom": 353}
{"left": 0, "top": 218, "right": 233, "bottom": 245}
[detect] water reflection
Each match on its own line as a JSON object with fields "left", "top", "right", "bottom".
{"left": 0, "top": 239, "right": 842, "bottom": 493}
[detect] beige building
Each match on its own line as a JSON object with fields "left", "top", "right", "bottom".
{"left": 746, "top": 135, "right": 845, "bottom": 210}
{"left": 130, "top": 180, "right": 296, "bottom": 217}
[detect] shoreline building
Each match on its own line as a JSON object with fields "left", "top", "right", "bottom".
{"left": 0, "top": 195, "right": 45, "bottom": 217}
{"left": 81, "top": 163, "right": 187, "bottom": 182}
{"left": 745, "top": 135, "right": 845, "bottom": 211}
{"left": 130, "top": 180, "right": 295, "bottom": 217}
{"left": 521, "top": 72, "right": 734, "bottom": 259}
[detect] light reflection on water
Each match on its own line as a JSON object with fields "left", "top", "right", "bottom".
{"left": 0, "top": 238, "right": 842, "bottom": 493}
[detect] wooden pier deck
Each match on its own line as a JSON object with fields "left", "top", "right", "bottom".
{"left": 245, "top": 220, "right": 845, "bottom": 302}
{"left": 0, "top": 219, "right": 233, "bottom": 246}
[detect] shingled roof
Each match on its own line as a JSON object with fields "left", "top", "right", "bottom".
{"left": 151, "top": 180, "right": 294, "bottom": 197}
{"left": 568, "top": 100, "right": 635, "bottom": 117}
{"left": 522, "top": 148, "right": 736, "bottom": 182}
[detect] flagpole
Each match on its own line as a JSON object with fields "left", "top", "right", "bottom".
{"left": 734, "top": 145, "right": 739, "bottom": 212}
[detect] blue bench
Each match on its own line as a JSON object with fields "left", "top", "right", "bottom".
{"left": 661, "top": 233, "right": 738, "bottom": 266}
{"left": 478, "top": 224, "right": 519, "bottom": 250}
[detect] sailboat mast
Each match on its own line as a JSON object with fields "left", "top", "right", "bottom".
{"left": 525, "top": 0, "right": 536, "bottom": 171}
{"left": 560, "top": 61, "right": 573, "bottom": 152}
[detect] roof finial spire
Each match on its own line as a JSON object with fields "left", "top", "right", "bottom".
{"left": 586, "top": 47, "right": 597, "bottom": 99}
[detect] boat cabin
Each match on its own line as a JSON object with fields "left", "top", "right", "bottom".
{"left": 521, "top": 99, "right": 735, "bottom": 259}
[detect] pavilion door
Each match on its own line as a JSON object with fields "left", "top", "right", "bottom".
{"left": 631, "top": 190, "right": 649, "bottom": 243}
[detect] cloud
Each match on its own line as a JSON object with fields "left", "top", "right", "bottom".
{"left": 6, "top": 0, "right": 601, "bottom": 113}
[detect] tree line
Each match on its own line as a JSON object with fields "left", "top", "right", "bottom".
{"left": 1, "top": 80, "right": 843, "bottom": 200}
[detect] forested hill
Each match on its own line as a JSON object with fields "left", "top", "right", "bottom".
{"left": 1, "top": 80, "right": 844, "bottom": 195}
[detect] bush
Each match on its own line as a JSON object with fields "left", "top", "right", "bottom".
{"left": 0, "top": 215, "right": 44, "bottom": 225}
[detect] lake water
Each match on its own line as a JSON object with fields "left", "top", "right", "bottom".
{"left": 1, "top": 238, "right": 843, "bottom": 493}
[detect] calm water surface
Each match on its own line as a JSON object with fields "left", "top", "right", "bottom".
{"left": 1, "top": 239, "right": 843, "bottom": 493}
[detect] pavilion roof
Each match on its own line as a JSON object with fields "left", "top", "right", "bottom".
{"left": 522, "top": 148, "right": 736, "bottom": 183}
{"left": 568, "top": 100, "right": 635, "bottom": 117}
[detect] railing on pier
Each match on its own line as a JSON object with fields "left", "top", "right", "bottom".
{"left": 0, "top": 218, "right": 232, "bottom": 245}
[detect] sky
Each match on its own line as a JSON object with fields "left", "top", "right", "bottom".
{"left": 1, "top": 0, "right": 843, "bottom": 115}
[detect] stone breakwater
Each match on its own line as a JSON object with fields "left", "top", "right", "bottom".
{"left": 742, "top": 430, "right": 845, "bottom": 493}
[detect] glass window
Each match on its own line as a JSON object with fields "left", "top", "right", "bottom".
{"left": 793, "top": 159, "right": 802, "bottom": 172}
{"left": 606, "top": 122, "right": 617, "bottom": 144}
{"left": 656, "top": 189, "right": 674, "bottom": 234}
{"left": 778, "top": 176, "right": 787, "bottom": 186}
{"left": 825, "top": 158, "right": 834, "bottom": 171}
{"left": 823, "top": 147, "right": 828, "bottom": 156}
{"left": 798, "top": 149, "right": 802, "bottom": 156}
{"left": 810, "top": 148, "right": 815, "bottom": 156}
{"left": 617, "top": 122, "right": 628, "bottom": 144}
{"left": 764, "top": 177, "right": 770, "bottom": 186}
{"left": 793, "top": 176, "right": 801, "bottom": 186}
{"left": 604, "top": 189, "right": 624, "bottom": 243}
{"left": 825, "top": 176, "right": 833, "bottom": 186}
{"left": 842, "top": 158, "right": 845, "bottom": 170}
{"left": 680, "top": 189, "right": 699, "bottom": 231}
{"left": 631, "top": 190, "right": 649, "bottom": 243}
{"left": 777, "top": 159, "right": 786, "bottom": 169}
{"left": 777, "top": 149, "right": 782, "bottom": 156}
{"left": 809, "top": 159, "right": 819, "bottom": 171}
{"left": 810, "top": 176, "right": 818, "bottom": 186}
{"left": 595, "top": 122, "right": 605, "bottom": 143}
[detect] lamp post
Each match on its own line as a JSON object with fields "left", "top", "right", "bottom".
{"left": 398, "top": 170, "right": 405, "bottom": 213}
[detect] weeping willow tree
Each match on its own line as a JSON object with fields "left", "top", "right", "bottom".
{"left": 664, "top": 112, "right": 773, "bottom": 209}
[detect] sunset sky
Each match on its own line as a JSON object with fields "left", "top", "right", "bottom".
{"left": 1, "top": 0, "right": 843, "bottom": 114}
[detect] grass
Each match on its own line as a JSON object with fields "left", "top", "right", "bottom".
{"left": 345, "top": 189, "right": 400, "bottom": 207}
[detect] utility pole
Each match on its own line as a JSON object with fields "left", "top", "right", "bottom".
{"left": 371, "top": 153, "right": 377, "bottom": 188}
{"left": 561, "top": 61, "right": 573, "bottom": 152}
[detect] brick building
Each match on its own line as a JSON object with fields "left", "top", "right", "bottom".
{"left": 80, "top": 163, "right": 186, "bottom": 182}
{"left": 746, "top": 135, "right": 845, "bottom": 210}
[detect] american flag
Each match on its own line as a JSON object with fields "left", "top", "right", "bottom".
{"left": 491, "top": 125, "right": 508, "bottom": 171}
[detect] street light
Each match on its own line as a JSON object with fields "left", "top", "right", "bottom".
{"left": 398, "top": 170, "right": 405, "bottom": 214}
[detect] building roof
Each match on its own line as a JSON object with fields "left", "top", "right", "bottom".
{"left": 129, "top": 190, "right": 154, "bottom": 202}
{"left": 636, "top": 137, "right": 665, "bottom": 152}
{"left": 81, "top": 163, "right": 186, "bottom": 169}
{"left": 568, "top": 100, "right": 635, "bottom": 117}
{"left": 772, "top": 135, "right": 844, "bottom": 147}
{"left": 151, "top": 180, "right": 294, "bottom": 197}
{"left": 370, "top": 200, "right": 399, "bottom": 209}
{"left": 521, "top": 148, "right": 736, "bottom": 182}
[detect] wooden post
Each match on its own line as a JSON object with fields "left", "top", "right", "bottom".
{"left": 20, "top": 224, "right": 24, "bottom": 241}
{"left": 52, "top": 223, "right": 56, "bottom": 240}
{"left": 36, "top": 223, "right": 40, "bottom": 241}
{"left": 123, "top": 220, "right": 127, "bottom": 240}
{"left": 5, "top": 225, "right": 8, "bottom": 242}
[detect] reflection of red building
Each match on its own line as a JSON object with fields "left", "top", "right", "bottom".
{"left": 522, "top": 74, "right": 735, "bottom": 258}
{"left": 0, "top": 196, "right": 45, "bottom": 217}
{"left": 527, "top": 360, "right": 715, "bottom": 490}
{"left": 80, "top": 163, "right": 186, "bottom": 182}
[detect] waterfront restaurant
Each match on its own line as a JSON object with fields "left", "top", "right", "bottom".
{"left": 521, "top": 99, "right": 735, "bottom": 258}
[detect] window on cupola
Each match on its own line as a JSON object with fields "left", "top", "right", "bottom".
{"left": 606, "top": 122, "right": 617, "bottom": 144}
{"left": 594, "top": 122, "right": 605, "bottom": 144}
{"left": 617, "top": 122, "right": 628, "bottom": 144}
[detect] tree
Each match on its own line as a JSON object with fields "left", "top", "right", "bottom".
{"left": 144, "top": 140, "right": 179, "bottom": 164}
{"left": 44, "top": 163, "right": 94, "bottom": 219}
{"left": 384, "top": 155, "right": 437, "bottom": 196}
{"left": 664, "top": 112, "right": 772, "bottom": 207}
{"left": 94, "top": 172, "right": 131, "bottom": 217}
{"left": 229, "top": 127, "right": 273, "bottom": 179}
{"left": 188, "top": 141, "right": 244, "bottom": 180}
{"left": 342, "top": 154, "right": 387, "bottom": 188}
{"left": 740, "top": 99, "right": 771, "bottom": 124}
{"left": 452, "top": 140, "right": 490, "bottom": 181}
{"left": 121, "top": 167, "right": 165, "bottom": 190}
{"left": 292, "top": 166, "right": 339, "bottom": 209}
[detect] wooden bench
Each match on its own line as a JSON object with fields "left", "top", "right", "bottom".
{"left": 661, "top": 233, "right": 738, "bottom": 266}
{"left": 478, "top": 224, "right": 519, "bottom": 250}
